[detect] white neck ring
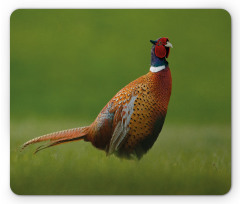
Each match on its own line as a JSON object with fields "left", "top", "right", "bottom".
{"left": 150, "top": 65, "right": 166, "bottom": 73}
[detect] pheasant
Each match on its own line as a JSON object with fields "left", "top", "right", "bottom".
{"left": 21, "top": 37, "right": 173, "bottom": 159}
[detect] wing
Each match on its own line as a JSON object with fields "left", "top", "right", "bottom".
{"left": 107, "top": 93, "right": 138, "bottom": 155}
{"left": 89, "top": 84, "right": 139, "bottom": 151}
{"left": 90, "top": 73, "right": 146, "bottom": 154}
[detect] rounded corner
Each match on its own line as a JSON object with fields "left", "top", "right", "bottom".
{"left": 219, "top": 9, "right": 231, "bottom": 22}
{"left": 220, "top": 182, "right": 232, "bottom": 196}
{"left": 10, "top": 182, "right": 22, "bottom": 196}
{"left": 10, "top": 9, "right": 23, "bottom": 22}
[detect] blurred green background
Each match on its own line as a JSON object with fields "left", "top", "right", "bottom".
{"left": 10, "top": 9, "right": 231, "bottom": 195}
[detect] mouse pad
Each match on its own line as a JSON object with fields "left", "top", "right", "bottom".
{"left": 10, "top": 9, "right": 231, "bottom": 195}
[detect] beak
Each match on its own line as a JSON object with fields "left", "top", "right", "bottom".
{"left": 165, "top": 41, "right": 173, "bottom": 48}
{"left": 150, "top": 40, "right": 157, "bottom": 45}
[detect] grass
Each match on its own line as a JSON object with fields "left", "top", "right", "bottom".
{"left": 10, "top": 9, "right": 231, "bottom": 195}
{"left": 10, "top": 118, "right": 231, "bottom": 195}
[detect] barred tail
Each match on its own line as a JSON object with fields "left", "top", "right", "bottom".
{"left": 21, "top": 126, "right": 89, "bottom": 154}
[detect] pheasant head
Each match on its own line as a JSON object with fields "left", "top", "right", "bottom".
{"left": 150, "top": 37, "right": 173, "bottom": 68}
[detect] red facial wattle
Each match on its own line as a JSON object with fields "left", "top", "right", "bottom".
{"left": 155, "top": 44, "right": 166, "bottom": 58}
{"left": 154, "top": 37, "right": 170, "bottom": 58}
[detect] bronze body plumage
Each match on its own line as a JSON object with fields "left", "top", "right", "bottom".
{"left": 22, "top": 37, "right": 173, "bottom": 159}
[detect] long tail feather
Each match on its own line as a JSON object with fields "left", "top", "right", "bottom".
{"left": 21, "top": 126, "right": 89, "bottom": 153}
{"left": 33, "top": 136, "right": 85, "bottom": 154}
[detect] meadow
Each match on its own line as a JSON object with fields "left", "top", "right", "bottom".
{"left": 10, "top": 9, "right": 231, "bottom": 195}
